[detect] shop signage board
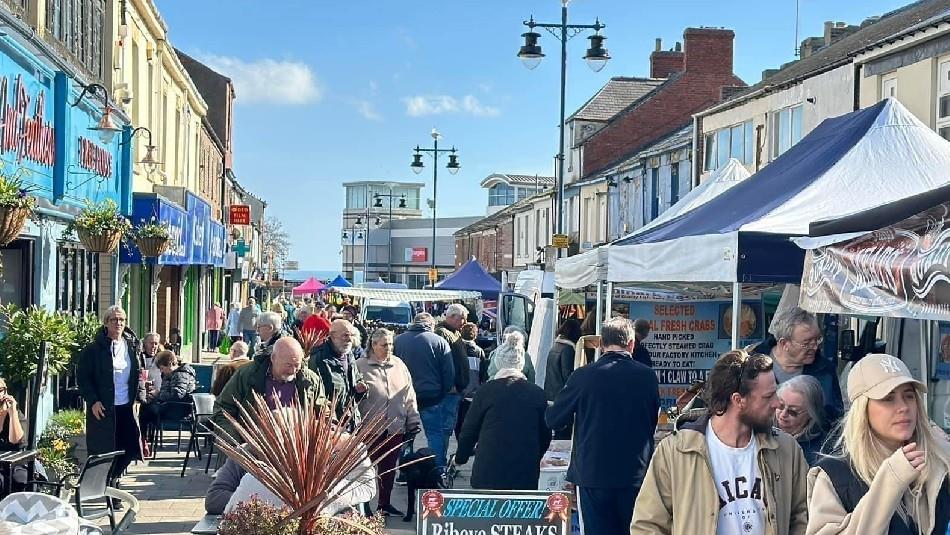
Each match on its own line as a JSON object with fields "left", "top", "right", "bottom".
{"left": 406, "top": 247, "right": 428, "bottom": 263}
{"left": 284, "top": 260, "right": 299, "bottom": 270}
{"left": 551, "top": 234, "right": 569, "bottom": 249}
{"left": 208, "top": 221, "right": 226, "bottom": 267}
{"left": 0, "top": 69, "right": 56, "bottom": 197}
{"left": 611, "top": 299, "right": 764, "bottom": 408}
{"left": 229, "top": 204, "right": 250, "bottom": 225}
{"left": 415, "top": 489, "right": 571, "bottom": 535}
{"left": 120, "top": 195, "right": 189, "bottom": 265}
{"left": 800, "top": 201, "right": 950, "bottom": 322}
{"left": 186, "top": 192, "right": 211, "bottom": 265}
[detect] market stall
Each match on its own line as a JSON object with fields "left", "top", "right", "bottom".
{"left": 436, "top": 257, "right": 501, "bottom": 297}
{"left": 291, "top": 276, "right": 326, "bottom": 296}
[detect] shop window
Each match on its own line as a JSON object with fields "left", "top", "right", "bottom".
{"left": 47, "top": 0, "right": 105, "bottom": 80}
{"left": 772, "top": 105, "right": 804, "bottom": 158}
{"left": 0, "top": 241, "right": 33, "bottom": 308}
{"left": 705, "top": 120, "right": 755, "bottom": 170}
{"left": 56, "top": 245, "right": 99, "bottom": 315}
{"left": 937, "top": 61, "right": 950, "bottom": 141}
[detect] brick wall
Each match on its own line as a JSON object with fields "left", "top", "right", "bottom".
{"left": 583, "top": 28, "right": 744, "bottom": 177}
{"left": 454, "top": 217, "right": 516, "bottom": 274}
{"left": 650, "top": 50, "right": 684, "bottom": 78}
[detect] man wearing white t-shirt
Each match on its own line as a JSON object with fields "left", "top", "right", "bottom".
{"left": 631, "top": 350, "right": 809, "bottom": 535}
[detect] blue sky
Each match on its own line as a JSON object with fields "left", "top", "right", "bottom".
{"left": 157, "top": 0, "right": 909, "bottom": 271}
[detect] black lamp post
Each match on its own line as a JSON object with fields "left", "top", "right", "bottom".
{"left": 374, "top": 187, "right": 407, "bottom": 282}
{"left": 518, "top": 1, "right": 609, "bottom": 255}
{"left": 410, "top": 129, "right": 460, "bottom": 284}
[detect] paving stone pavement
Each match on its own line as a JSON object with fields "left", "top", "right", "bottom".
{"left": 93, "top": 430, "right": 470, "bottom": 534}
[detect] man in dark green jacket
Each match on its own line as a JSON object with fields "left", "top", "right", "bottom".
{"left": 212, "top": 336, "right": 325, "bottom": 443}
{"left": 308, "top": 319, "right": 366, "bottom": 424}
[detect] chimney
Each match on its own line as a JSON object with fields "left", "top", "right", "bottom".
{"left": 650, "top": 40, "right": 685, "bottom": 78}
{"left": 826, "top": 20, "right": 858, "bottom": 46}
{"left": 682, "top": 27, "right": 735, "bottom": 75}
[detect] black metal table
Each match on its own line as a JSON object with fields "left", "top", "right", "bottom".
{"left": 0, "top": 449, "right": 36, "bottom": 496}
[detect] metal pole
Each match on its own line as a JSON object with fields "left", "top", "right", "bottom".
{"left": 556, "top": 2, "right": 568, "bottom": 251}
{"left": 362, "top": 190, "right": 370, "bottom": 281}
{"left": 388, "top": 186, "right": 394, "bottom": 282}
{"left": 731, "top": 282, "right": 742, "bottom": 350}
{"left": 595, "top": 280, "right": 603, "bottom": 361}
{"left": 432, "top": 135, "right": 439, "bottom": 272}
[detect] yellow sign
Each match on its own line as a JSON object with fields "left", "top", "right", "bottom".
{"left": 552, "top": 234, "right": 570, "bottom": 249}
{"left": 428, "top": 268, "right": 439, "bottom": 282}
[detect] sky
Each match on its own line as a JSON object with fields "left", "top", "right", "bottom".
{"left": 156, "top": 0, "right": 911, "bottom": 271}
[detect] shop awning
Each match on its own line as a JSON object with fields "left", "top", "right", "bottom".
{"left": 334, "top": 287, "right": 481, "bottom": 302}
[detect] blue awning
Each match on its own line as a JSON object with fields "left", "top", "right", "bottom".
{"left": 120, "top": 194, "right": 189, "bottom": 265}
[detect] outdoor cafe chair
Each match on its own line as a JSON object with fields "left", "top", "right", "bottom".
{"left": 151, "top": 400, "right": 194, "bottom": 456}
{"left": 180, "top": 393, "right": 217, "bottom": 477}
{"left": 29, "top": 450, "right": 123, "bottom": 531}
{"left": 0, "top": 491, "right": 103, "bottom": 534}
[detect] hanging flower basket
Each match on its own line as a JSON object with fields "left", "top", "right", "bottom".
{"left": 0, "top": 206, "right": 31, "bottom": 246}
{"left": 78, "top": 228, "right": 124, "bottom": 253}
{"left": 135, "top": 236, "right": 169, "bottom": 257}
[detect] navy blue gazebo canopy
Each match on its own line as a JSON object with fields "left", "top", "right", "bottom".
{"left": 437, "top": 257, "right": 501, "bottom": 297}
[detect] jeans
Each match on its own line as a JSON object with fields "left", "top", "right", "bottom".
{"left": 577, "top": 485, "right": 640, "bottom": 535}
{"left": 242, "top": 330, "right": 258, "bottom": 348}
{"left": 208, "top": 330, "right": 221, "bottom": 350}
{"left": 419, "top": 395, "right": 458, "bottom": 469}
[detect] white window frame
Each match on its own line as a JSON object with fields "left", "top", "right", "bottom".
{"left": 881, "top": 76, "right": 897, "bottom": 100}
{"left": 703, "top": 119, "right": 754, "bottom": 170}
{"left": 936, "top": 60, "right": 950, "bottom": 141}
{"left": 771, "top": 105, "right": 803, "bottom": 159}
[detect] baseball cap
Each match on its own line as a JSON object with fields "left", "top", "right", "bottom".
{"left": 847, "top": 353, "right": 926, "bottom": 402}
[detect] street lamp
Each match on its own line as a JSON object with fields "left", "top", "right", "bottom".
{"left": 518, "top": 2, "right": 609, "bottom": 255}
{"left": 409, "top": 129, "right": 460, "bottom": 284}
{"left": 119, "top": 126, "right": 162, "bottom": 175}
{"left": 71, "top": 83, "right": 123, "bottom": 144}
{"left": 374, "top": 188, "right": 408, "bottom": 282}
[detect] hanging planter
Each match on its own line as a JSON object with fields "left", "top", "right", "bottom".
{"left": 65, "top": 200, "right": 132, "bottom": 255}
{"left": 78, "top": 228, "right": 124, "bottom": 253}
{"left": 0, "top": 168, "right": 37, "bottom": 247}
{"left": 131, "top": 217, "right": 171, "bottom": 258}
{"left": 0, "top": 206, "right": 31, "bottom": 246}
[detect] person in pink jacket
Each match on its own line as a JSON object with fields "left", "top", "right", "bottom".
{"left": 205, "top": 302, "right": 225, "bottom": 350}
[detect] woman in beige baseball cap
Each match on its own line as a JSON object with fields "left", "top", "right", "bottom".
{"left": 805, "top": 354, "right": 949, "bottom": 534}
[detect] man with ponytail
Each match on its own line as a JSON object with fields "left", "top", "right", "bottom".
{"left": 547, "top": 317, "right": 660, "bottom": 535}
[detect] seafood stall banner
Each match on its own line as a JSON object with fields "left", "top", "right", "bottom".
{"left": 621, "top": 300, "right": 764, "bottom": 409}
{"left": 416, "top": 489, "right": 571, "bottom": 535}
{"left": 800, "top": 202, "right": 950, "bottom": 321}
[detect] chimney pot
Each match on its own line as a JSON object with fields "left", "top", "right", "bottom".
{"left": 655, "top": 38, "right": 662, "bottom": 52}
{"left": 675, "top": 41, "right": 682, "bottom": 52}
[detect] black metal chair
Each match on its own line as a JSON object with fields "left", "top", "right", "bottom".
{"left": 30, "top": 450, "right": 123, "bottom": 530}
{"left": 150, "top": 400, "right": 194, "bottom": 456}
{"left": 180, "top": 393, "right": 217, "bottom": 477}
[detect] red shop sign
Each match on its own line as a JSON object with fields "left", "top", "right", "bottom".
{"left": 229, "top": 205, "right": 250, "bottom": 225}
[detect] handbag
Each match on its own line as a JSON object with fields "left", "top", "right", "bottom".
{"left": 219, "top": 335, "right": 231, "bottom": 355}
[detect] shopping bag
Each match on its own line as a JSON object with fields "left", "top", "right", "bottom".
{"left": 219, "top": 336, "right": 231, "bottom": 355}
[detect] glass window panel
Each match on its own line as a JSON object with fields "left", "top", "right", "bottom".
{"left": 940, "top": 127, "right": 950, "bottom": 141}
{"left": 716, "top": 129, "right": 730, "bottom": 170}
{"left": 941, "top": 61, "right": 950, "bottom": 93}
{"left": 670, "top": 163, "right": 680, "bottom": 205}
{"left": 744, "top": 121, "right": 754, "bottom": 165}
{"left": 729, "top": 125, "right": 744, "bottom": 160}
{"left": 704, "top": 134, "right": 716, "bottom": 170}
{"left": 778, "top": 108, "right": 791, "bottom": 155}
{"left": 940, "top": 96, "right": 950, "bottom": 120}
{"left": 791, "top": 106, "right": 803, "bottom": 145}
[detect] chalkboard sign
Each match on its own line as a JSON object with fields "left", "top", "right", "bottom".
{"left": 416, "top": 489, "right": 571, "bottom": 535}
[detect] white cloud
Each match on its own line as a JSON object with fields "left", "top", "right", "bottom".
{"left": 198, "top": 54, "right": 322, "bottom": 105}
{"left": 403, "top": 95, "right": 499, "bottom": 118}
{"left": 355, "top": 100, "right": 382, "bottom": 121}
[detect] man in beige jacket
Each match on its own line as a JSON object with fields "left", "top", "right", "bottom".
{"left": 631, "top": 350, "right": 809, "bottom": 535}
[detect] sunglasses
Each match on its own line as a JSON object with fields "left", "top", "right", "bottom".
{"left": 731, "top": 350, "right": 772, "bottom": 393}
{"left": 777, "top": 404, "right": 802, "bottom": 418}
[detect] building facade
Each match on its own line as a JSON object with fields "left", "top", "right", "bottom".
{"left": 480, "top": 173, "right": 553, "bottom": 215}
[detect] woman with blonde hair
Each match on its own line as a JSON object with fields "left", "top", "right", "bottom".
{"left": 806, "top": 354, "right": 950, "bottom": 534}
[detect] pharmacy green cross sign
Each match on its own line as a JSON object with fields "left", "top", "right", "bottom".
{"left": 233, "top": 240, "right": 250, "bottom": 257}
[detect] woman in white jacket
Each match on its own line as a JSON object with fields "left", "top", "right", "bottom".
{"left": 806, "top": 354, "right": 950, "bottom": 535}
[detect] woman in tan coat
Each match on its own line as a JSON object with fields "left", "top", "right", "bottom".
{"left": 806, "top": 354, "right": 950, "bottom": 535}
{"left": 356, "top": 327, "right": 421, "bottom": 518}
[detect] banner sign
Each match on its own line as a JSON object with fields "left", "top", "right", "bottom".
{"left": 187, "top": 192, "right": 211, "bottom": 265}
{"left": 416, "top": 489, "right": 570, "bottom": 535}
{"left": 617, "top": 299, "right": 764, "bottom": 408}
{"left": 209, "top": 221, "right": 226, "bottom": 267}
{"left": 800, "top": 202, "right": 950, "bottom": 321}
{"left": 406, "top": 247, "right": 428, "bottom": 263}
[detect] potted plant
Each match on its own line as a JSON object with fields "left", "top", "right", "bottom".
{"left": 36, "top": 409, "right": 85, "bottom": 488}
{"left": 132, "top": 216, "right": 171, "bottom": 257}
{"left": 0, "top": 168, "right": 36, "bottom": 246}
{"left": 65, "top": 199, "right": 132, "bottom": 254}
{"left": 0, "top": 305, "right": 76, "bottom": 395}
{"left": 213, "top": 394, "right": 390, "bottom": 534}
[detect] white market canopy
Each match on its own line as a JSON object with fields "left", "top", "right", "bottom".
{"left": 333, "top": 287, "right": 481, "bottom": 302}
{"left": 606, "top": 98, "right": 950, "bottom": 284}
{"left": 555, "top": 157, "right": 751, "bottom": 289}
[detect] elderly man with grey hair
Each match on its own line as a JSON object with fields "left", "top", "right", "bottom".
{"left": 394, "top": 312, "right": 455, "bottom": 470}
{"left": 254, "top": 311, "right": 284, "bottom": 356}
{"left": 308, "top": 319, "right": 367, "bottom": 422}
{"left": 750, "top": 306, "right": 842, "bottom": 420}
{"left": 547, "top": 316, "right": 659, "bottom": 535}
{"left": 433, "top": 303, "right": 471, "bottom": 449}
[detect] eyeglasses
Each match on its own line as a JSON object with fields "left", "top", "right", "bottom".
{"left": 787, "top": 337, "right": 823, "bottom": 349}
{"left": 108, "top": 317, "right": 127, "bottom": 324}
{"left": 777, "top": 404, "right": 802, "bottom": 418}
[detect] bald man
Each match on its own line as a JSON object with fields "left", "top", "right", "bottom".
{"left": 308, "top": 319, "right": 367, "bottom": 423}
{"left": 212, "top": 337, "right": 326, "bottom": 441}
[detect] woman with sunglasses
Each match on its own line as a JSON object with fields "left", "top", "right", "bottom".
{"left": 775, "top": 375, "right": 828, "bottom": 466}
{"left": 806, "top": 354, "right": 950, "bottom": 534}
